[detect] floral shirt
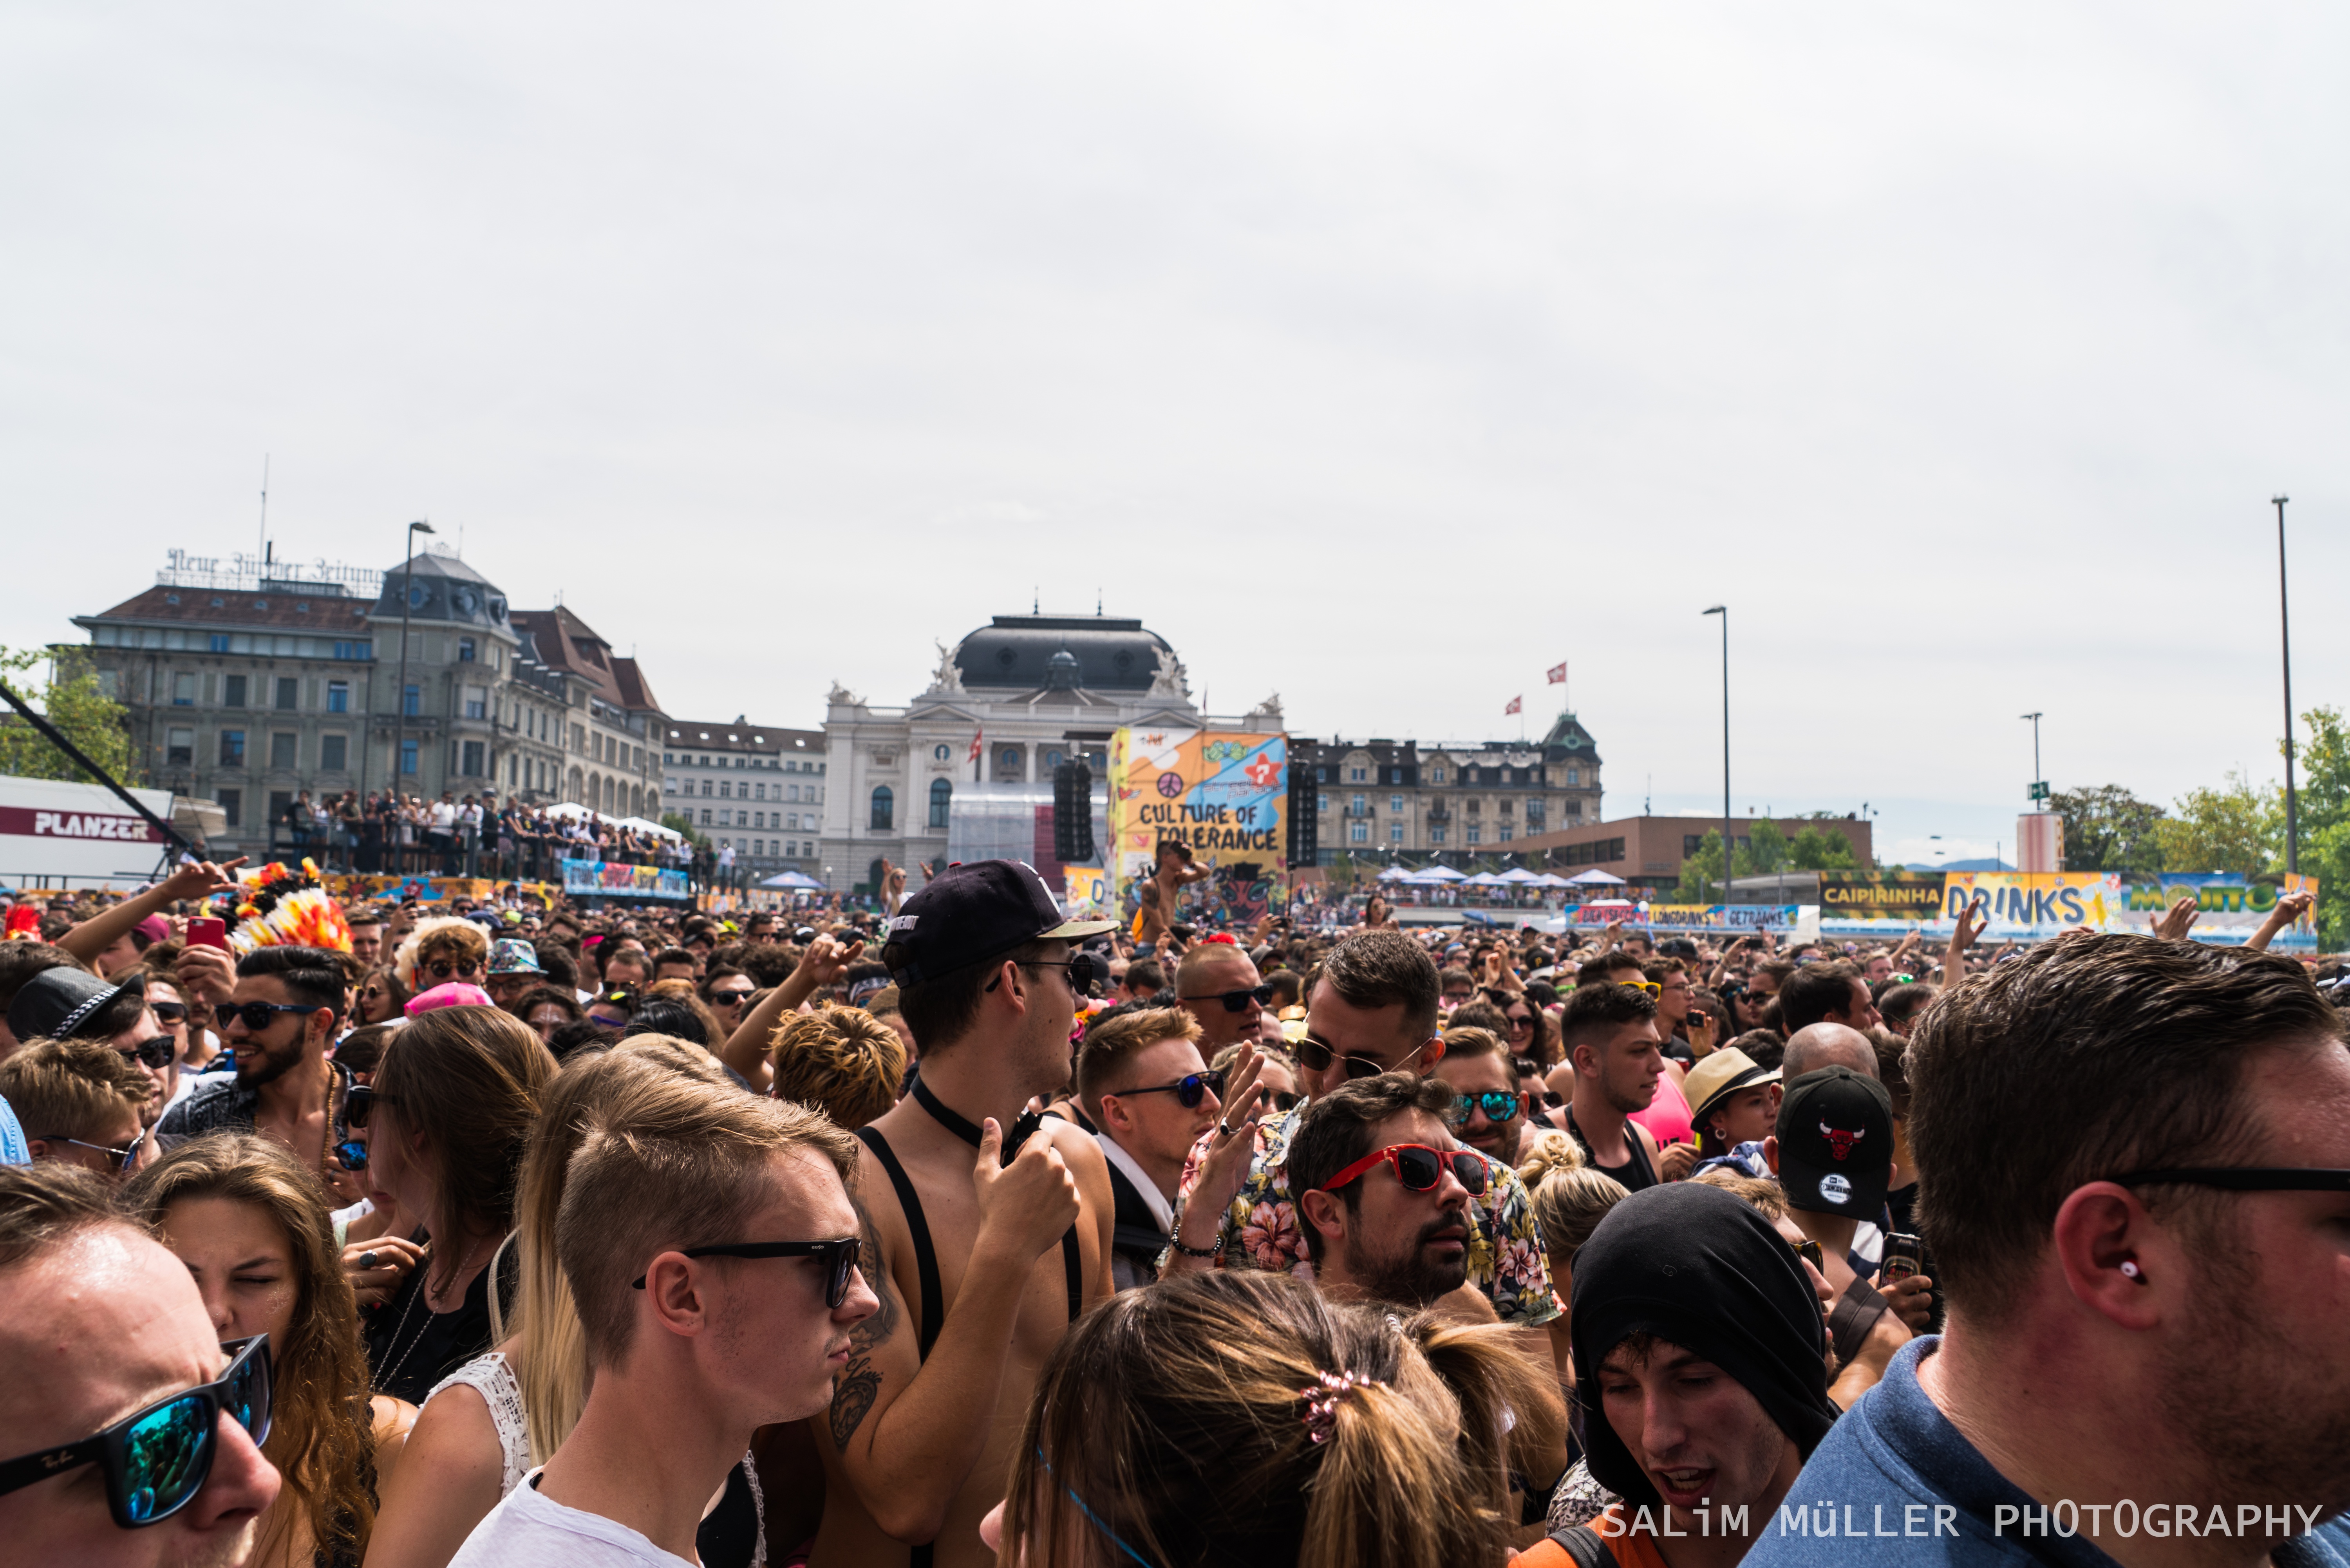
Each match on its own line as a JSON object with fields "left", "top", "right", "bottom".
{"left": 1170, "top": 1104, "right": 1562, "bottom": 1327}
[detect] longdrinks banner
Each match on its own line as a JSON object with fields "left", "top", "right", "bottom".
{"left": 1106, "top": 728, "right": 1288, "bottom": 926}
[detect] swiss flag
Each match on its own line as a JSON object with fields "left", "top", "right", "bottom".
{"left": 1504, "top": 695, "right": 1522, "bottom": 716}
{"left": 1547, "top": 662, "right": 1567, "bottom": 685}
{"left": 967, "top": 729, "right": 983, "bottom": 763}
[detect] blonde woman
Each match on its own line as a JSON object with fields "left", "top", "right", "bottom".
{"left": 364, "top": 1038, "right": 772, "bottom": 1568}
{"left": 127, "top": 1133, "right": 418, "bottom": 1568}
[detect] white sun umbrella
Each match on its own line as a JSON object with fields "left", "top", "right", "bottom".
{"left": 1375, "top": 864, "right": 1417, "bottom": 881}
{"left": 1525, "top": 873, "right": 1574, "bottom": 889}
{"left": 1410, "top": 864, "right": 1470, "bottom": 883}
{"left": 1497, "top": 867, "right": 1542, "bottom": 883}
{"left": 1565, "top": 868, "right": 1629, "bottom": 886}
{"left": 1463, "top": 872, "right": 1511, "bottom": 886}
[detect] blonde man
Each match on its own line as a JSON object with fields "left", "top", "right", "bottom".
{"left": 772, "top": 1005, "right": 908, "bottom": 1131}
{"left": 1075, "top": 1007, "right": 1222, "bottom": 1289}
{"left": 452, "top": 1081, "right": 878, "bottom": 1566}
{"left": 0, "top": 1037, "right": 148, "bottom": 1180}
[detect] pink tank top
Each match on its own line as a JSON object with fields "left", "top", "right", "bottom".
{"left": 1628, "top": 1065, "right": 1694, "bottom": 1150}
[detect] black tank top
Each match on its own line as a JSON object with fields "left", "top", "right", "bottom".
{"left": 1564, "top": 1106, "right": 1659, "bottom": 1192}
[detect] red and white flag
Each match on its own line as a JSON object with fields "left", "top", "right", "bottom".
{"left": 1546, "top": 662, "right": 1567, "bottom": 685}
{"left": 1504, "top": 695, "right": 1522, "bottom": 716}
{"left": 967, "top": 728, "right": 984, "bottom": 763}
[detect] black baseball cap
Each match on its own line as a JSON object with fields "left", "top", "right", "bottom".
{"left": 1775, "top": 1066, "right": 1893, "bottom": 1218}
{"left": 880, "top": 860, "right": 1116, "bottom": 987}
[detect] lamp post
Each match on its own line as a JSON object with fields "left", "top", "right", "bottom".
{"left": 2276, "top": 496, "right": 2298, "bottom": 875}
{"left": 389, "top": 521, "right": 435, "bottom": 812}
{"left": 2020, "top": 713, "right": 2043, "bottom": 801}
{"left": 1703, "top": 606, "right": 1730, "bottom": 904}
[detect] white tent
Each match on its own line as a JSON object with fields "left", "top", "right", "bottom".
{"left": 1565, "top": 868, "right": 1629, "bottom": 886}
{"left": 1525, "top": 872, "right": 1574, "bottom": 889}
{"left": 758, "top": 870, "right": 826, "bottom": 890}
{"left": 1375, "top": 864, "right": 1417, "bottom": 882}
{"left": 1410, "top": 864, "right": 1469, "bottom": 883}
{"left": 1496, "top": 867, "right": 1543, "bottom": 883}
{"left": 612, "top": 816, "right": 683, "bottom": 841}
{"left": 1462, "top": 872, "right": 1511, "bottom": 887}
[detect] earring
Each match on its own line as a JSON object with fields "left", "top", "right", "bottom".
{"left": 2120, "top": 1261, "right": 2143, "bottom": 1280}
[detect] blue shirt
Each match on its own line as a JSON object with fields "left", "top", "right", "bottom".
{"left": 1748, "top": 1337, "right": 2350, "bottom": 1568}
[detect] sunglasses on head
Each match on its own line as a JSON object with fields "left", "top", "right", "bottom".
{"left": 1179, "top": 984, "right": 1274, "bottom": 1013}
{"left": 120, "top": 1038, "right": 175, "bottom": 1070}
{"left": 35, "top": 1133, "right": 141, "bottom": 1172}
{"left": 1110, "top": 1069, "right": 1226, "bottom": 1109}
{"left": 1320, "top": 1143, "right": 1490, "bottom": 1197}
{"left": 1294, "top": 1036, "right": 1433, "bottom": 1082}
{"left": 631, "top": 1236, "right": 863, "bottom": 1307}
{"left": 1446, "top": 1091, "right": 1526, "bottom": 1127}
{"left": 148, "top": 1001, "right": 188, "bottom": 1024}
{"left": 0, "top": 1334, "right": 271, "bottom": 1529}
{"left": 221, "top": 1000, "right": 320, "bottom": 1032}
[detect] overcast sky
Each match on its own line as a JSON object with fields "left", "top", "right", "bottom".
{"left": 7, "top": 4, "right": 2344, "bottom": 866}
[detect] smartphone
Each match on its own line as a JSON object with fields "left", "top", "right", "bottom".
{"left": 1882, "top": 1232, "right": 1925, "bottom": 1283}
{"left": 1687, "top": 1007, "right": 1708, "bottom": 1032}
{"left": 1001, "top": 1107, "right": 1045, "bottom": 1168}
{"left": 186, "top": 917, "right": 229, "bottom": 951}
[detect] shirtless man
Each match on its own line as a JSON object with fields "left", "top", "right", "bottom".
{"left": 811, "top": 861, "right": 1117, "bottom": 1568}
{"left": 1133, "top": 839, "right": 1211, "bottom": 946}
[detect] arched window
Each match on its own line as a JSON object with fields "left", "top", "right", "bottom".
{"left": 929, "top": 778, "right": 952, "bottom": 828}
{"left": 870, "top": 785, "right": 894, "bottom": 831}
{"left": 933, "top": 743, "right": 951, "bottom": 761}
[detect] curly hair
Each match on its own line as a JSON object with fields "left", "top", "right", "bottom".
{"left": 769, "top": 1004, "right": 906, "bottom": 1130}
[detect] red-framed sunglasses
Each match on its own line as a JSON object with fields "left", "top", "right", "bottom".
{"left": 1318, "top": 1143, "right": 1489, "bottom": 1197}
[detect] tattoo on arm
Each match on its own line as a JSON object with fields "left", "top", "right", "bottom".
{"left": 829, "top": 1183, "right": 901, "bottom": 1451}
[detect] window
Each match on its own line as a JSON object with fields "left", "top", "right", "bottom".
{"left": 1467, "top": 825, "right": 1482, "bottom": 845}
{"left": 403, "top": 684, "right": 420, "bottom": 718}
{"left": 1317, "top": 794, "right": 1329, "bottom": 813}
{"left": 1499, "top": 826, "right": 1514, "bottom": 842}
{"left": 269, "top": 732, "right": 298, "bottom": 769}
{"left": 1349, "top": 767, "right": 1365, "bottom": 782}
{"left": 754, "top": 782, "right": 766, "bottom": 801}
{"left": 700, "top": 808, "right": 712, "bottom": 826}
{"left": 400, "top": 739, "right": 418, "bottom": 776}
{"left": 217, "top": 788, "right": 241, "bottom": 828}
{"left": 998, "top": 747, "right": 1019, "bottom": 771}
{"left": 461, "top": 740, "right": 485, "bottom": 776}
{"left": 788, "top": 813, "right": 799, "bottom": 829}
{"left": 1350, "top": 822, "right": 1368, "bottom": 843}
{"left": 1045, "top": 750, "right": 1063, "bottom": 770}
{"left": 1567, "top": 768, "right": 1580, "bottom": 785}
{"left": 701, "top": 779, "right": 713, "bottom": 796}
{"left": 1466, "top": 798, "right": 1481, "bottom": 815}
{"left": 321, "top": 734, "right": 348, "bottom": 771}
{"left": 333, "top": 640, "right": 371, "bottom": 660}
{"left": 1351, "top": 794, "right": 1367, "bottom": 814}
{"left": 463, "top": 685, "right": 487, "bottom": 720}
{"left": 326, "top": 680, "right": 348, "bottom": 713}
{"left": 752, "top": 811, "right": 764, "bottom": 828}
{"left": 1390, "top": 794, "right": 1404, "bottom": 813}
{"left": 1390, "top": 824, "right": 1404, "bottom": 843}
{"left": 929, "top": 777, "right": 952, "bottom": 828}
{"left": 1498, "top": 798, "right": 1513, "bottom": 816}
{"left": 219, "top": 729, "right": 246, "bottom": 766}
{"left": 870, "top": 785, "right": 894, "bottom": 831}
{"left": 166, "top": 727, "right": 193, "bottom": 766}
{"left": 1432, "top": 767, "right": 1446, "bottom": 784}
{"left": 458, "top": 638, "right": 476, "bottom": 662}
{"left": 787, "top": 783, "right": 799, "bottom": 802}
{"left": 222, "top": 675, "right": 248, "bottom": 708}
{"left": 208, "top": 634, "right": 230, "bottom": 653}
{"left": 1432, "top": 825, "right": 1447, "bottom": 844}
{"left": 172, "top": 674, "right": 196, "bottom": 706}
{"left": 718, "top": 781, "right": 731, "bottom": 799}
{"left": 786, "top": 759, "right": 797, "bottom": 772}
{"left": 275, "top": 678, "right": 297, "bottom": 711}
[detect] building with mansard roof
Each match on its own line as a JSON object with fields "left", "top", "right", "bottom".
{"left": 1291, "top": 709, "right": 1603, "bottom": 866}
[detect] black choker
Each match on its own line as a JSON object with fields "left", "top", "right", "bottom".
{"left": 911, "top": 1078, "right": 985, "bottom": 1148}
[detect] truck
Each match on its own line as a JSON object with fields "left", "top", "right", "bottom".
{"left": 0, "top": 776, "right": 179, "bottom": 890}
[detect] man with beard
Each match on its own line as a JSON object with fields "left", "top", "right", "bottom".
{"left": 160, "top": 945, "right": 342, "bottom": 1171}
{"left": 1286, "top": 1072, "right": 1488, "bottom": 1311}
{"left": 1750, "top": 932, "right": 2350, "bottom": 1568}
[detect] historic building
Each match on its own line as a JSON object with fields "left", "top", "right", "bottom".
{"left": 661, "top": 718, "right": 827, "bottom": 881}
{"left": 1291, "top": 710, "right": 1603, "bottom": 865}
{"left": 816, "top": 612, "right": 1283, "bottom": 895}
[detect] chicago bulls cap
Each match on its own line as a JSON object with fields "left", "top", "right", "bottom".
{"left": 1775, "top": 1066, "right": 1893, "bottom": 1217}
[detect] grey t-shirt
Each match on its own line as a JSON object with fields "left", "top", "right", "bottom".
{"left": 450, "top": 1470, "right": 697, "bottom": 1568}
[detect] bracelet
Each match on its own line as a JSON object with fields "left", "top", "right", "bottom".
{"left": 1171, "top": 1230, "right": 1223, "bottom": 1259}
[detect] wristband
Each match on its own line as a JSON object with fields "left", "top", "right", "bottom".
{"left": 1172, "top": 1230, "right": 1222, "bottom": 1259}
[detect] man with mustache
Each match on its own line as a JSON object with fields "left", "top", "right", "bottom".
{"left": 1286, "top": 1072, "right": 1488, "bottom": 1311}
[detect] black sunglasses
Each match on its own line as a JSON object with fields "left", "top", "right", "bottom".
{"left": 148, "top": 1001, "right": 189, "bottom": 1024}
{"left": 340, "top": 1083, "right": 398, "bottom": 1130}
{"left": 0, "top": 1335, "right": 272, "bottom": 1528}
{"left": 1445, "top": 1091, "right": 1526, "bottom": 1127}
{"left": 424, "top": 959, "right": 482, "bottom": 980}
{"left": 1294, "top": 1036, "right": 1434, "bottom": 1082}
{"left": 119, "top": 1038, "right": 176, "bottom": 1070}
{"left": 1179, "top": 984, "right": 1274, "bottom": 1014}
{"left": 983, "top": 953, "right": 1101, "bottom": 994}
{"left": 1110, "top": 1070, "right": 1226, "bottom": 1109}
{"left": 220, "top": 1001, "right": 320, "bottom": 1032}
{"left": 1271, "top": 1090, "right": 1302, "bottom": 1111}
{"left": 2110, "top": 1167, "right": 2350, "bottom": 1193}
{"left": 631, "top": 1236, "right": 863, "bottom": 1306}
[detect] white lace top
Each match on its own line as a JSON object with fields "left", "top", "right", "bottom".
{"left": 424, "top": 1352, "right": 767, "bottom": 1566}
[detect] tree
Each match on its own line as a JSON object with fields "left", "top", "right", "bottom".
{"left": 2151, "top": 772, "right": 2280, "bottom": 882}
{"left": 1788, "top": 825, "right": 1857, "bottom": 870}
{"left": 660, "top": 811, "right": 712, "bottom": 852}
{"left": 1674, "top": 830, "right": 1726, "bottom": 904}
{"left": 2049, "top": 784, "right": 2166, "bottom": 876}
{"left": 0, "top": 646, "right": 141, "bottom": 787}
{"left": 2294, "top": 707, "right": 2350, "bottom": 948}
{"left": 1737, "top": 819, "right": 1791, "bottom": 878}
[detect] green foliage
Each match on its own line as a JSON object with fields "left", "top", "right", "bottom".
{"left": 1737, "top": 820, "right": 1790, "bottom": 877}
{"left": 1674, "top": 830, "right": 1726, "bottom": 904}
{"left": 2152, "top": 772, "right": 2280, "bottom": 882}
{"left": 0, "top": 646, "right": 142, "bottom": 787}
{"left": 661, "top": 811, "right": 712, "bottom": 851}
{"left": 2049, "top": 784, "right": 2166, "bottom": 876}
{"left": 2295, "top": 707, "right": 2350, "bottom": 948}
{"left": 1788, "top": 825, "right": 1857, "bottom": 870}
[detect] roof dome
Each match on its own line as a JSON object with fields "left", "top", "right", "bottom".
{"left": 368, "top": 552, "right": 510, "bottom": 629}
{"left": 953, "top": 615, "right": 1176, "bottom": 692}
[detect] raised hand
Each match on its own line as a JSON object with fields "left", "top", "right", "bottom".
{"left": 2148, "top": 895, "right": 2198, "bottom": 942}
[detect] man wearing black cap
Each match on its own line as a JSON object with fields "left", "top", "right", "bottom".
{"left": 1522, "top": 1182, "right": 1844, "bottom": 1568}
{"left": 814, "top": 860, "right": 1117, "bottom": 1568}
{"left": 1766, "top": 1067, "right": 1932, "bottom": 1338}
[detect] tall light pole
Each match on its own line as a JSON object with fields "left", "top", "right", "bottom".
{"left": 2276, "top": 495, "right": 2298, "bottom": 874}
{"left": 1703, "top": 606, "right": 1729, "bottom": 903}
{"left": 2021, "top": 713, "right": 2044, "bottom": 802}
{"left": 390, "top": 521, "right": 434, "bottom": 810}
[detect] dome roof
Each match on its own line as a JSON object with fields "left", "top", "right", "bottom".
{"left": 953, "top": 615, "right": 1176, "bottom": 692}
{"left": 367, "top": 552, "right": 511, "bottom": 630}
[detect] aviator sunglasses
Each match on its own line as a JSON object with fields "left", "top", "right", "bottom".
{"left": 1445, "top": 1091, "right": 1527, "bottom": 1127}
{"left": 0, "top": 1335, "right": 272, "bottom": 1529}
{"left": 1294, "top": 1036, "right": 1434, "bottom": 1083}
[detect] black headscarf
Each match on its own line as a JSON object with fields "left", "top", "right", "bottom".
{"left": 1568, "top": 1181, "right": 1842, "bottom": 1507}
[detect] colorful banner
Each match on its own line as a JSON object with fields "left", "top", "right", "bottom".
{"left": 1106, "top": 728, "right": 1289, "bottom": 926}
{"left": 324, "top": 875, "right": 560, "bottom": 905}
{"left": 560, "top": 858, "right": 691, "bottom": 902}
{"left": 1063, "top": 866, "right": 1110, "bottom": 916}
{"left": 1817, "top": 872, "right": 1945, "bottom": 922}
{"left": 1940, "top": 872, "right": 2117, "bottom": 931}
{"left": 2108, "top": 873, "right": 2320, "bottom": 945}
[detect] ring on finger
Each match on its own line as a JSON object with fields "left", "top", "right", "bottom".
{"left": 357, "top": 1251, "right": 378, "bottom": 1270}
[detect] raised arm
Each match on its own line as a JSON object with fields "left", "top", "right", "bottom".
{"left": 718, "top": 934, "right": 863, "bottom": 1089}
{"left": 2245, "top": 891, "right": 2314, "bottom": 953}
{"left": 1941, "top": 903, "right": 1986, "bottom": 991}
{"left": 828, "top": 1122, "right": 1081, "bottom": 1544}
{"left": 57, "top": 858, "right": 245, "bottom": 968}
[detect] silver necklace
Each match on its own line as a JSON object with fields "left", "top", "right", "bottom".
{"left": 373, "top": 1233, "right": 491, "bottom": 1393}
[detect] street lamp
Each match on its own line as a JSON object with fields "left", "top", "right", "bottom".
{"left": 2020, "top": 713, "right": 2044, "bottom": 803}
{"left": 2276, "top": 496, "right": 2298, "bottom": 874}
{"left": 1703, "top": 607, "right": 1729, "bottom": 904}
{"left": 389, "top": 521, "right": 434, "bottom": 810}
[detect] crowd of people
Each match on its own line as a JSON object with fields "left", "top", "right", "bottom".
{"left": 249, "top": 791, "right": 689, "bottom": 881}
{"left": 0, "top": 852, "right": 2345, "bottom": 1568}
